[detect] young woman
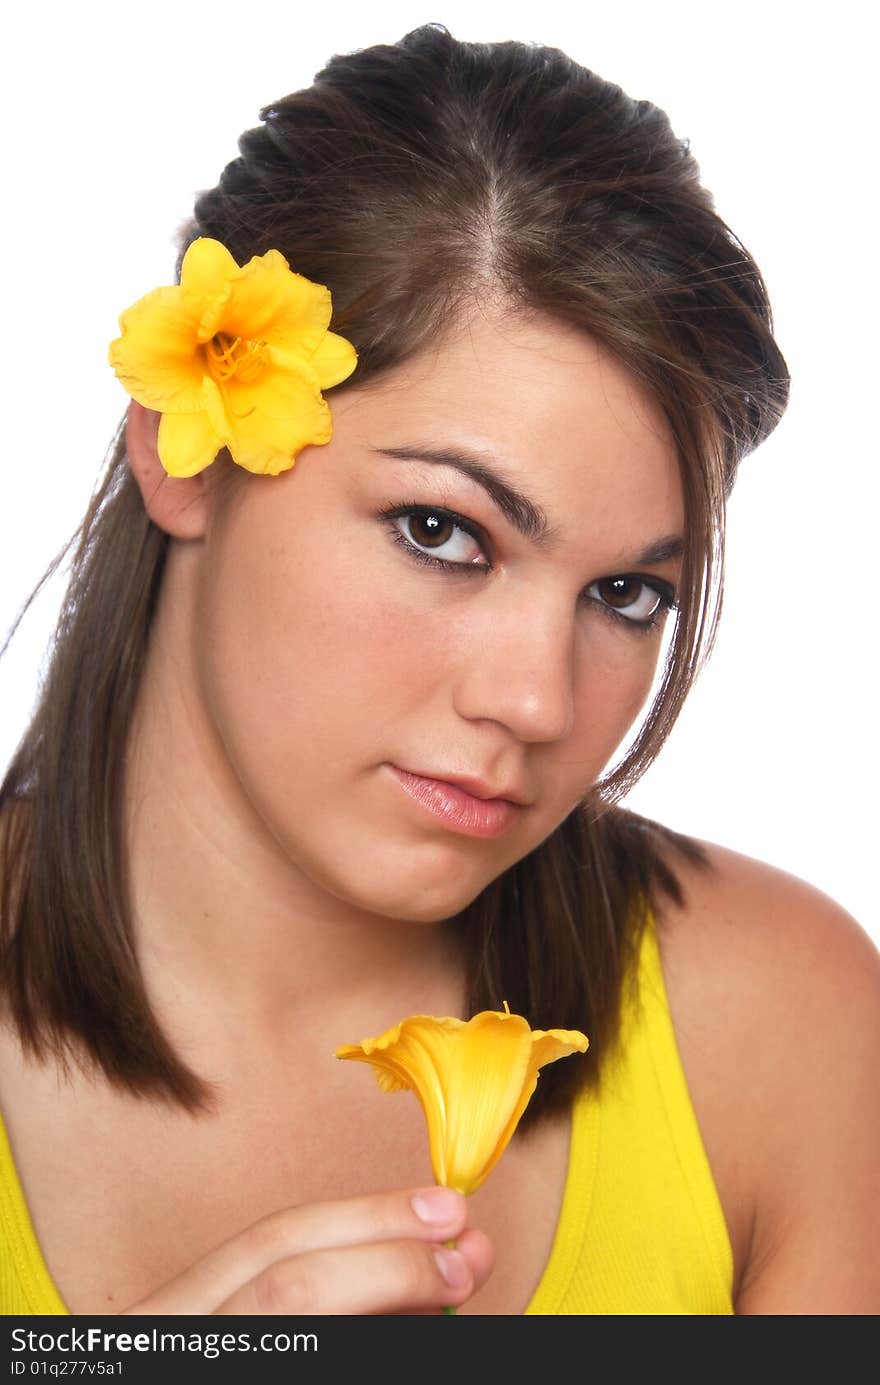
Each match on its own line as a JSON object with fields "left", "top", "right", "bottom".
{"left": 1, "top": 25, "right": 877, "bottom": 1316}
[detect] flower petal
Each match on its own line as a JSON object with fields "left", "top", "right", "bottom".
{"left": 439, "top": 1011, "right": 535, "bottom": 1193}
{"left": 223, "top": 362, "right": 334, "bottom": 475}
{"left": 471, "top": 1025, "right": 590, "bottom": 1191}
{"left": 308, "top": 330, "right": 359, "bottom": 390}
{"left": 157, "top": 408, "right": 223, "bottom": 478}
{"left": 529, "top": 1028, "right": 590, "bottom": 1073}
{"left": 200, "top": 373, "right": 232, "bottom": 444}
{"left": 374, "top": 1018, "right": 463, "bottom": 1185}
{"left": 227, "top": 350, "right": 320, "bottom": 418}
{"left": 179, "top": 238, "right": 238, "bottom": 342}
{"left": 109, "top": 286, "right": 203, "bottom": 412}
{"left": 221, "top": 251, "right": 333, "bottom": 360}
{"left": 336, "top": 1033, "right": 415, "bottom": 1095}
{"left": 337, "top": 1016, "right": 467, "bottom": 1185}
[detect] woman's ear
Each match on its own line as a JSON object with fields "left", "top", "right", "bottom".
{"left": 125, "top": 402, "right": 210, "bottom": 540}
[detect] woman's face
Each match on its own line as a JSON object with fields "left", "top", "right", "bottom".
{"left": 193, "top": 307, "right": 684, "bottom": 921}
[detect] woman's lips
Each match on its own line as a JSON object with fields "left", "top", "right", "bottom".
{"left": 386, "top": 765, "right": 523, "bottom": 839}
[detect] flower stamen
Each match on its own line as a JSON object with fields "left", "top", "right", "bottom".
{"left": 204, "top": 331, "right": 266, "bottom": 384}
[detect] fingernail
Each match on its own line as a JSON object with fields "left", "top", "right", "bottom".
{"left": 411, "top": 1186, "right": 463, "bottom": 1225}
{"left": 434, "top": 1246, "right": 470, "bottom": 1288}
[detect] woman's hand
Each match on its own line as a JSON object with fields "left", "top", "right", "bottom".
{"left": 119, "top": 1185, "right": 494, "bottom": 1315}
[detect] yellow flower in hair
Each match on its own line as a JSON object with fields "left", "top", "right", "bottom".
{"left": 337, "top": 1005, "right": 588, "bottom": 1196}
{"left": 108, "top": 238, "right": 357, "bottom": 477}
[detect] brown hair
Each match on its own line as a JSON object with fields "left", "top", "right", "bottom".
{"left": 0, "top": 25, "right": 788, "bottom": 1124}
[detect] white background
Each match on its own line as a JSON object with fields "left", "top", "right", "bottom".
{"left": 1, "top": 1, "right": 876, "bottom": 941}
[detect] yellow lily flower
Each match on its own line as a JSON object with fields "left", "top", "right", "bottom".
{"left": 108, "top": 237, "right": 357, "bottom": 477}
{"left": 337, "top": 1005, "right": 588, "bottom": 1196}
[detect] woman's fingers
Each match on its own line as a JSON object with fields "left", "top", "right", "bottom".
{"left": 121, "top": 1185, "right": 488, "bottom": 1316}
{"left": 215, "top": 1225, "right": 495, "bottom": 1315}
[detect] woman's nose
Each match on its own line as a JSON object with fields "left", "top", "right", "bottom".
{"left": 451, "top": 592, "right": 576, "bottom": 744}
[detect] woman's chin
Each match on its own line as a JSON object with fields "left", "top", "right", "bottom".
{"left": 355, "top": 875, "right": 491, "bottom": 925}
{"left": 322, "top": 851, "right": 503, "bottom": 925}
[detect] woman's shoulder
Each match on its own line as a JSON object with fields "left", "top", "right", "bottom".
{"left": 617, "top": 813, "right": 879, "bottom": 1058}
{"left": 650, "top": 832, "right": 880, "bottom": 1312}
{"left": 652, "top": 833, "right": 879, "bottom": 1027}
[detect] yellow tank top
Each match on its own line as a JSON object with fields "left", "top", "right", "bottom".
{"left": 0, "top": 911, "right": 733, "bottom": 1314}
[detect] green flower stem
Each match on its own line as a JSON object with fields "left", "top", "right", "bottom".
{"left": 443, "top": 1238, "right": 458, "bottom": 1316}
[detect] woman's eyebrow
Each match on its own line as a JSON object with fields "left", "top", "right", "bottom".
{"left": 630, "top": 534, "right": 684, "bottom": 565}
{"left": 372, "top": 444, "right": 685, "bottom": 568}
{"left": 372, "top": 443, "right": 559, "bottom": 548}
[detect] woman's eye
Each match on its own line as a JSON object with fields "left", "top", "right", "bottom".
{"left": 387, "top": 508, "right": 488, "bottom": 568}
{"left": 382, "top": 508, "right": 674, "bottom": 627}
{"left": 588, "top": 575, "right": 672, "bottom": 626}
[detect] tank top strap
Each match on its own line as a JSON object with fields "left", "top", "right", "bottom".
{"left": 526, "top": 907, "right": 734, "bottom": 1314}
{"left": 0, "top": 1107, "right": 69, "bottom": 1313}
